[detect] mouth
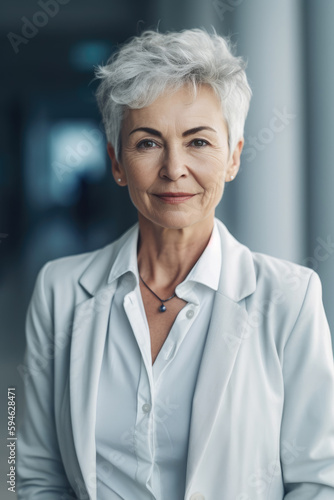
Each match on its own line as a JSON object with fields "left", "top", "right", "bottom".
{"left": 153, "top": 192, "right": 196, "bottom": 204}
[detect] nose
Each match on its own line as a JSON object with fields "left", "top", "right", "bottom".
{"left": 159, "top": 144, "right": 188, "bottom": 181}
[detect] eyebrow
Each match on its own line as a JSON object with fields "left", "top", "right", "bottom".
{"left": 128, "top": 126, "right": 217, "bottom": 137}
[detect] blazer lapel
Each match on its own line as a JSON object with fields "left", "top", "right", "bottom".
{"left": 185, "top": 294, "right": 249, "bottom": 495}
{"left": 69, "top": 284, "right": 117, "bottom": 500}
{"left": 68, "top": 224, "right": 138, "bottom": 499}
{"left": 185, "top": 219, "right": 256, "bottom": 496}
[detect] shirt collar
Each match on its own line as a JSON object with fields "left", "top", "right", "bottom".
{"left": 177, "top": 219, "right": 221, "bottom": 292}
{"left": 107, "top": 220, "right": 221, "bottom": 292}
{"left": 107, "top": 224, "right": 140, "bottom": 285}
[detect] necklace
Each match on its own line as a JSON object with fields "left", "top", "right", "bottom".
{"left": 139, "top": 274, "right": 176, "bottom": 312}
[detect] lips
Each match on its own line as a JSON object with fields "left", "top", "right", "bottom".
{"left": 154, "top": 192, "right": 195, "bottom": 204}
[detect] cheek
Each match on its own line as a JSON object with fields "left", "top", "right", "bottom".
{"left": 123, "top": 154, "right": 158, "bottom": 185}
{"left": 198, "top": 160, "right": 226, "bottom": 192}
{"left": 205, "top": 181, "right": 225, "bottom": 204}
{"left": 124, "top": 166, "right": 154, "bottom": 205}
{"left": 198, "top": 169, "right": 226, "bottom": 208}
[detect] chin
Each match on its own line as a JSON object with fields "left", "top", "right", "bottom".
{"left": 139, "top": 210, "right": 209, "bottom": 231}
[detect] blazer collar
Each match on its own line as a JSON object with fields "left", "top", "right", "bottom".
{"left": 215, "top": 218, "right": 256, "bottom": 301}
{"left": 78, "top": 223, "right": 139, "bottom": 296}
{"left": 78, "top": 218, "right": 256, "bottom": 301}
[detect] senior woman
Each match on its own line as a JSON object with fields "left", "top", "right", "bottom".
{"left": 17, "top": 29, "right": 334, "bottom": 500}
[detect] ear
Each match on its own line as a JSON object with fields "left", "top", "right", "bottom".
{"left": 107, "top": 142, "right": 127, "bottom": 186}
{"left": 225, "top": 138, "right": 244, "bottom": 182}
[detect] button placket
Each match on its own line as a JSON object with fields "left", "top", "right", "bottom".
{"left": 164, "top": 342, "right": 176, "bottom": 360}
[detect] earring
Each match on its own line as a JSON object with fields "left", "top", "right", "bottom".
{"left": 117, "top": 178, "right": 121, "bottom": 182}
{"left": 230, "top": 175, "right": 234, "bottom": 180}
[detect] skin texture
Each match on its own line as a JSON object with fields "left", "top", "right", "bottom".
{"left": 107, "top": 84, "right": 244, "bottom": 363}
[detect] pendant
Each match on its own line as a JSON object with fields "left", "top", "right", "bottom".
{"left": 159, "top": 304, "right": 167, "bottom": 312}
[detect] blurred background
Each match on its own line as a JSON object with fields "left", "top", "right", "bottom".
{"left": 1, "top": 0, "right": 333, "bottom": 497}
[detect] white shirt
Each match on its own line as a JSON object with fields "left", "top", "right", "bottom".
{"left": 95, "top": 220, "right": 221, "bottom": 500}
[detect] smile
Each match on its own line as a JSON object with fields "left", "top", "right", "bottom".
{"left": 154, "top": 193, "right": 196, "bottom": 204}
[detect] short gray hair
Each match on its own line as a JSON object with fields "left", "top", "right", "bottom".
{"left": 95, "top": 28, "right": 252, "bottom": 160}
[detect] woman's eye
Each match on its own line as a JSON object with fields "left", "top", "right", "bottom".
{"left": 191, "top": 139, "right": 209, "bottom": 147}
{"left": 137, "top": 140, "right": 158, "bottom": 149}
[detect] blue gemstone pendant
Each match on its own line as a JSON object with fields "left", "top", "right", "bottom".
{"left": 159, "top": 304, "right": 167, "bottom": 312}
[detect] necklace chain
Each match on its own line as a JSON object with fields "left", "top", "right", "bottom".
{"left": 139, "top": 274, "right": 176, "bottom": 312}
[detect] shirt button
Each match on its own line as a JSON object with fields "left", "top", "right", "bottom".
{"left": 186, "top": 309, "right": 195, "bottom": 319}
{"left": 190, "top": 493, "right": 205, "bottom": 500}
{"left": 142, "top": 403, "right": 151, "bottom": 413}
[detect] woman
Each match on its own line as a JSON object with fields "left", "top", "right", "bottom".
{"left": 17, "top": 29, "right": 334, "bottom": 500}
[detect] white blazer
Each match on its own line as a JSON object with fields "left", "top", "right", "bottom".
{"left": 17, "top": 218, "right": 334, "bottom": 500}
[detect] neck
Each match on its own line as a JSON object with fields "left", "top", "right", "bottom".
{"left": 137, "top": 213, "right": 215, "bottom": 291}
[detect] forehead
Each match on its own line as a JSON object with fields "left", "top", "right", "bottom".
{"left": 122, "top": 84, "right": 227, "bottom": 134}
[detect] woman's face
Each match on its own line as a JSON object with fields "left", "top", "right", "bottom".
{"left": 108, "top": 84, "right": 243, "bottom": 231}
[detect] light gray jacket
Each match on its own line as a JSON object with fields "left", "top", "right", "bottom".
{"left": 17, "top": 218, "right": 334, "bottom": 499}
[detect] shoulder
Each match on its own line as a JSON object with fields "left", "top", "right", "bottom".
{"left": 215, "top": 217, "right": 317, "bottom": 306}
{"left": 215, "top": 219, "right": 323, "bottom": 344}
{"left": 33, "top": 223, "right": 138, "bottom": 301}
{"left": 250, "top": 247, "right": 320, "bottom": 313}
{"left": 38, "top": 243, "right": 111, "bottom": 294}
{"left": 251, "top": 249, "right": 314, "bottom": 295}
{"left": 252, "top": 249, "right": 324, "bottom": 310}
